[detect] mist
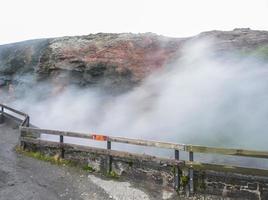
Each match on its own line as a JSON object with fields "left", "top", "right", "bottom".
{"left": 1, "top": 40, "right": 268, "bottom": 158}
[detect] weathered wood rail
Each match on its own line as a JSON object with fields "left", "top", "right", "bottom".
{"left": 0, "top": 103, "right": 30, "bottom": 127}
{"left": 1, "top": 103, "right": 268, "bottom": 196}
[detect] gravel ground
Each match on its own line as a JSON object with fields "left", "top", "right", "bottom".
{"left": 0, "top": 118, "right": 229, "bottom": 200}
{"left": 0, "top": 121, "right": 167, "bottom": 200}
{"left": 0, "top": 122, "right": 114, "bottom": 200}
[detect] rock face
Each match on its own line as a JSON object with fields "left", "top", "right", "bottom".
{"left": 193, "top": 28, "right": 268, "bottom": 54}
{"left": 0, "top": 29, "right": 268, "bottom": 91}
{"left": 37, "top": 33, "right": 184, "bottom": 90}
{"left": 0, "top": 39, "right": 50, "bottom": 86}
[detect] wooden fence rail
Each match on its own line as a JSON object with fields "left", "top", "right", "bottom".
{"left": 0, "top": 103, "right": 29, "bottom": 127}
{"left": 2, "top": 103, "right": 268, "bottom": 196}
{"left": 20, "top": 127, "right": 268, "bottom": 159}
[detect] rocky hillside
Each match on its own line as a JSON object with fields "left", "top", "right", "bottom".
{"left": 0, "top": 28, "right": 268, "bottom": 91}
{"left": 194, "top": 28, "right": 268, "bottom": 54}
{"left": 37, "top": 33, "right": 185, "bottom": 90}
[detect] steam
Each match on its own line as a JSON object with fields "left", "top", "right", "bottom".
{"left": 1, "top": 40, "right": 268, "bottom": 167}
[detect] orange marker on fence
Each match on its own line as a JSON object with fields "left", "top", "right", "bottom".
{"left": 92, "top": 134, "right": 108, "bottom": 141}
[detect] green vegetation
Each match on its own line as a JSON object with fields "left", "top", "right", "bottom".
{"left": 82, "top": 164, "right": 95, "bottom": 172}
{"left": 16, "top": 147, "right": 122, "bottom": 180}
{"left": 195, "top": 172, "right": 206, "bottom": 191}
{"left": 16, "top": 147, "right": 74, "bottom": 166}
{"left": 254, "top": 45, "right": 268, "bottom": 59}
{"left": 128, "top": 161, "right": 133, "bottom": 167}
{"left": 180, "top": 175, "right": 189, "bottom": 187}
{"left": 16, "top": 147, "right": 121, "bottom": 180}
{"left": 106, "top": 170, "right": 119, "bottom": 179}
{"left": 171, "top": 166, "right": 176, "bottom": 174}
{"left": 237, "top": 45, "right": 268, "bottom": 60}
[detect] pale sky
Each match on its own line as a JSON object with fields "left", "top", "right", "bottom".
{"left": 1, "top": 0, "right": 268, "bottom": 45}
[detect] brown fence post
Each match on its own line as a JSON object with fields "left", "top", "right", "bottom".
{"left": 0, "top": 106, "right": 4, "bottom": 124}
{"left": 174, "top": 149, "right": 180, "bottom": 190}
{"left": 26, "top": 116, "right": 30, "bottom": 127}
{"left": 19, "top": 127, "right": 26, "bottom": 150}
{"left": 60, "top": 135, "right": 64, "bottom": 158}
{"left": 107, "top": 140, "right": 112, "bottom": 173}
{"left": 189, "top": 151, "right": 194, "bottom": 196}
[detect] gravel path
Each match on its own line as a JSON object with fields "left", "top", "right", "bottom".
{"left": 0, "top": 122, "right": 113, "bottom": 200}
{"left": 0, "top": 121, "right": 160, "bottom": 200}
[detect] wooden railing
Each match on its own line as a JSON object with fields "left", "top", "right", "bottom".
{"left": 1, "top": 103, "right": 268, "bottom": 195}
{"left": 0, "top": 103, "right": 29, "bottom": 127}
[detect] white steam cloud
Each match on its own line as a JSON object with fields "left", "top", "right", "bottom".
{"left": 1, "top": 40, "right": 268, "bottom": 167}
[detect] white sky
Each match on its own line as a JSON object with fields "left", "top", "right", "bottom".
{"left": 0, "top": 0, "right": 268, "bottom": 45}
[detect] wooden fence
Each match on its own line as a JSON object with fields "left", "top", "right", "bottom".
{"left": 1, "top": 103, "right": 268, "bottom": 195}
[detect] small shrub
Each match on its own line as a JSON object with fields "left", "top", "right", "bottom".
{"left": 180, "top": 175, "right": 189, "bottom": 187}
{"left": 82, "top": 165, "right": 95, "bottom": 172}
{"left": 107, "top": 170, "right": 119, "bottom": 179}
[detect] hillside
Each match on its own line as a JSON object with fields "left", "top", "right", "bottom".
{"left": 0, "top": 28, "right": 268, "bottom": 91}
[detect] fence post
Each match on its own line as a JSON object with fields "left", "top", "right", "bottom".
{"left": 189, "top": 151, "right": 194, "bottom": 196}
{"left": 60, "top": 135, "right": 64, "bottom": 158}
{"left": 19, "top": 126, "right": 25, "bottom": 150}
{"left": 0, "top": 106, "right": 4, "bottom": 124}
{"left": 174, "top": 149, "right": 180, "bottom": 190}
{"left": 107, "top": 140, "right": 112, "bottom": 173}
{"left": 26, "top": 116, "right": 30, "bottom": 127}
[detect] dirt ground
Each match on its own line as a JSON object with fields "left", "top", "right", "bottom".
{"left": 0, "top": 122, "right": 118, "bottom": 200}
{"left": 0, "top": 118, "right": 175, "bottom": 200}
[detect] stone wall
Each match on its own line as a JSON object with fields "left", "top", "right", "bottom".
{"left": 195, "top": 171, "right": 268, "bottom": 199}
{"left": 3, "top": 114, "right": 268, "bottom": 200}
{"left": 22, "top": 140, "right": 268, "bottom": 200}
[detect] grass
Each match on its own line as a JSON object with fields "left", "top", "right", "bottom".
{"left": 15, "top": 146, "right": 75, "bottom": 167}
{"left": 180, "top": 175, "right": 189, "bottom": 187}
{"left": 106, "top": 170, "right": 120, "bottom": 179}
{"left": 254, "top": 45, "right": 268, "bottom": 59}
{"left": 237, "top": 45, "right": 268, "bottom": 60}
{"left": 15, "top": 146, "right": 120, "bottom": 179}
{"left": 82, "top": 165, "right": 95, "bottom": 172}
